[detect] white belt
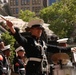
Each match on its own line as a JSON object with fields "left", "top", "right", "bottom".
{"left": 19, "top": 68, "right": 25, "bottom": 70}
{"left": 3, "top": 67, "right": 7, "bottom": 70}
{"left": 29, "top": 57, "right": 42, "bottom": 62}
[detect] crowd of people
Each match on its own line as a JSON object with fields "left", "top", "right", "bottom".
{"left": 0, "top": 18, "right": 76, "bottom": 75}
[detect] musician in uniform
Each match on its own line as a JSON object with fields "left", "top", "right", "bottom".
{"left": 13, "top": 46, "right": 26, "bottom": 75}
{"left": 2, "top": 45, "right": 11, "bottom": 75}
{"left": 0, "top": 40, "right": 10, "bottom": 75}
{"left": 57, "top": 38, "right": 73, "bottom": 66}
{"left": 5, "top": 18, "right": 76, "bottom": 75}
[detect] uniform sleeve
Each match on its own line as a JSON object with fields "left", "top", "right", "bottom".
{"left": 59, "top": 47, "right": 71, "bottom": 53}
{"left": 47, "top": 44, "right": 71, "bottom": 53}
{"left": 12, "top": 29, "right": 27, "bottom": 47}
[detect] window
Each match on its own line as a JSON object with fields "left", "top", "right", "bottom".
{"left": 11, "top": 8, "right": 13, "bottom": 13}
{"left": 32, "top": 6, "right": 41, "bottom": 13}
{"left": 21, "top": 0, "right": 25, "bottom": 5}
{"left": 13, "top": 0, "right": 15, "bottom": 6}
{"left": 21, "top": 0, "right": 30, "bottom": 5}
{"left": 13, "top": 8, "right": 19, "bottom": 14}
{"left": 15, "top": 8, "right": 19, "bottom": 14}
{"left": 32, "top": 0, "right": 41, "bottom": 5}
{"left": 26, "top": 0, "right": 30, "bottom": 5}
{"left": 10, "top": 0, "right": 18, "bottom": 6}
{"left": 15, "top": 0, "right": 18, "bottom": 6}
{"left": 13, "top": 8, "right": 16, "bottom": 14}
{"left": 10, "top": 0, "right": 13, "bottom": 6}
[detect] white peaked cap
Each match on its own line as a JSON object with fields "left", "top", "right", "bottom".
{"left": 57, "top": 38, "right": 68, "bottom": 43}
{"left": 15, "top": 46, "right": 25, "bottom": 52}
{"left": 28, "top": 19, "right": 44, "bottom": 28}
{"left": 2, "top": 45, "right": 10, "bottom": 51}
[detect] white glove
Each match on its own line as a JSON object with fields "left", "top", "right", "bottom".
{"left": 71, "top": 47, "right": 76, "bottom": 52}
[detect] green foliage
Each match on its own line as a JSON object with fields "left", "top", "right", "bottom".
{"left": 19, "top": 10, "right": 39, "bottom": 22}
{"left": 1, "top": 32, "right": 16, "bottom": 63}
{"left": 1, "top": 32, "right": 15, "bottom": 45}
{"left": 39, "top": 0, "right": 76, "bottom": 38}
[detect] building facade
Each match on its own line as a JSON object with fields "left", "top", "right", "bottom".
{"left": 7, "top": 0, "right": 44, "bottom": 17}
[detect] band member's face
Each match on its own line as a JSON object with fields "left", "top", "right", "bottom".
{"left": 4, "top": 50, "right": 11, "bottom": 57}
{"left": 17, "top": 50, "right": 25, "bottom": 57}
{"left": 30, "top": 27, "right": 42, "bottom": 38}
{"left": 58, "top": 43, "right": 67, "bottom": 47}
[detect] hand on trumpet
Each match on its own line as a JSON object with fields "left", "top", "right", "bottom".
{"left": 71, "top": 47, "right": 76, "bottom": 52}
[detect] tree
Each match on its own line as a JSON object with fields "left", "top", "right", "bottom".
{"left": 19, "top": 10, "right": 39, "bottom": 22}
{"left": 1, "top": 32, "right": 16, "bottom": 63}
{"left": 39, "top": 0, "right": 76, "bottom": 38}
